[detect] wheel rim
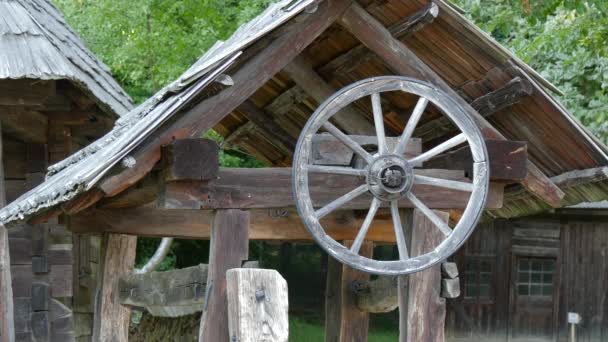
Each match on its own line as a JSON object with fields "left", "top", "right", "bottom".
{"left": 293, "top": 76, "right": 489, "bottom": 275}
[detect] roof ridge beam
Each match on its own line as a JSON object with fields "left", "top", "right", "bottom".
{"left": 338, "top": 2, "right": 565, "bottom": 207}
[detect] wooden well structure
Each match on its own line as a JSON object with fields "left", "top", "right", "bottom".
{"left": 1, "top": 0, "right": 608, "bottom": 341}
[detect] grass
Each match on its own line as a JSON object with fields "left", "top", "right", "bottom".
{"left": 290, "top": 318, "right": 398, "bottom": 341}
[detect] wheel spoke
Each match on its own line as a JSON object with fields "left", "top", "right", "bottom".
{"left": 394, "top": 97, "right": 428, "bottom": 155}
{"left": 315, "top": 184, "right": 369, "bottom": 219}
{"left": 390, "top": 201, "right": 409, "bottom": 261}
{"left": 406, "top": 192, "right": 452, "bottom": 237}
{"left": 323, "top": 122, "right": 373, "bottom": 163}
{"left": 409, "top": 133, "right": 467, "bottom": 165}
{"left": 413, "top": 174, "right": 474, "bottom": 192}
{"left": 307, "top": 165, "right": 367, "bottom": 177}
{"left": 350, "top": 198, "right": 381, "bottom": 254}
{"left": 371, "top": 93, "right": 388, "bottom": 155}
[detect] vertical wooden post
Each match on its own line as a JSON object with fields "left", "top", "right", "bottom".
{"left": 226, "top": 268, "right": 288, "bottom": 342}
{"left": 92, "top": 234, "right": 137, "bottom": 342}
{"left": 325, "top": 240, "right": 373, "bottom": 342}
{"left": 0, "top": 122, "right": 15, "bottom": 342}
{"left": 198, "top": 209, "right": 249, "bottom": 342}
{"left": 399, "top": 209, "right": 448, "bottom": 342}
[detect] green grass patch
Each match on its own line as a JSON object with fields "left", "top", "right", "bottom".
{"left": 289, "top": 318, "right": 398, "bottom": 341}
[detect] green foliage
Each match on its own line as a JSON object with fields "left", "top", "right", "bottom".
{"left": 453, "top": 0, "right": 608, "bottom": 142}
{"left": 54, "top": 0, "right": 274, "bottom": 103}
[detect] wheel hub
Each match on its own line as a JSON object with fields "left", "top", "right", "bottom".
{"left": 367, "top": 155, "right": 413, "bottom": 201}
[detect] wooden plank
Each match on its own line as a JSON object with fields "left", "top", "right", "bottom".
{"left": 92, "top": 234, "right": 137, "bottom": 342}
{"left": 0, "top": 80, "right": 55, "bottom": 106}
{"left": 119, "top": 264, "right": 208, "bottom": 317}
{"left": 161, "top": 139, "right": 219, "bottom": 182}
{"left": 99, "top": 0, "right": 355, "bottom": 197}
{"left": 198, "top": 210, "right": 249, "bottom": 342}
{"left": 415, "top": 77, "right": 534, "bottom": 142}
{"left": 338, "top": 3, "right": 564, "bottom": 207}
{"left": 159, "top": 168, "right": 504, "bottom": 210}
{"left": 325, "top": 240, "right": 372, "bottom": 342}
{"left": 226, "top": 269, "right": 288, "bottom": 342}
{"left": 69, "top": 207, "right": 399, "bottom": 242}
{"left": 237, "top": 101, "right": 296, "bottom": 151}
{"left": 425, "top": 140, "right": 528, "bottom": 181}
{"left": 0, "top": 121, "right": 15, "bottom": 342}
{"left": 284, "top": 55, "right": 374, "bottom": 135}
{"left": 318, "top": 2, "right": 439, "bottom": 79}
{"left": 401, "top": 209, "right": 448, "bottom": 342}
{"left": 0, "top": 110, "right": 48, "bottom": 144}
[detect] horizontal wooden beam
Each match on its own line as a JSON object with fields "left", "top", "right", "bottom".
{"left": 338, "top": 3, "right": 564, "bottom": 207}
{"left": 425, "top": 140, "right": 528, "bottom": 181}
{"left": 69, "top": 207, "right": 398, "bottom": 242}
{"left": 159, "top": 168, "right": 504, "bottom": 210}
{"left": 0, "top": 110, "right": 48, "bottom": 144}
{"left": 0, "top": 80, "right": 55, "bottom": 106}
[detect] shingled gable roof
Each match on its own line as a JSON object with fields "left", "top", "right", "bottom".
{"left": 0, "top": 0, "right": 133, "bottom": 115}
{"left": 1, "top": 0, "right": 607, "bottom": 224}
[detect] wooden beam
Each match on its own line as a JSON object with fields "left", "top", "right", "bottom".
{"left": 159, "top": 168, "right": 504, "bottom": 210}
{"left": 338, "top": 3, "right": 564, "bottom": 207}
{"left": 0, "top": 121, "right": 15, "bottom": 342}
{"left": 0, "top": 80, "right": 55, "bottom": 107}
{"left": 325, "top": 240, "right": 372, "bottom": 342}
{"left": 198, "top": 210, "right": 249, "bottom": 342}
{"left": 237, "top": 101, "right": 296, "bottom": 151}
{"left": 92, "top": 234, "right": 137, "bottom": 342}
{"left": 264, "top": 86, "right": 308, "bottom": 116}
{"left": 425, "top": 140, "right": 528, "bottom": 181}
{"left": 69, "top": 207, "right": 400, "bottom": 242}
{"left": 0, "top": 110, "right": 48, "bottom": 144}
{"left": 161, "top": 138, "right": 219, "bottom": 182}
{"left": 99, "top": 0, "right": 355, "bottom": 197}
{"left": 400, "top": 209, "right": 448, "bottom": 342}
{"left": 119, "top": 264, "right": 208, "bottom": 317}
{"left": 227, "top": 269, "right": 288, "bottom": 342}
{"left": 415, "top": 77, "right": 534, "bottom": 142}
{"left": 318, "top": 2, "right": 439, "bottom": 79}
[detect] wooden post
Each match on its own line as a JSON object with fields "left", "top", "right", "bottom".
{"left": 0, "top": 121, "right": 15, "bottom": 342}
{"left": 226, "top": 269, "right": 288, "bottom": 342}
{"left": 92, "top": 234, "right": 137, "bottom": 342}
{"left": 399, "top": 209, "right": 448, "bottom": 342}
{"left": 198, "top": 209, "right": 249, "bottom": 342}
{"left": 325, "top": 240, "right": 373, "bottom": 342}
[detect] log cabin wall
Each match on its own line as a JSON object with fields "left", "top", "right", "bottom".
{"left": 446, "top": 212, "right": 608, "bottom": 342}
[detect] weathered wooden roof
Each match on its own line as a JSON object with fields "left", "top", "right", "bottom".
{"left": 0, "top": 0, "right": 133, "bottom": 115}
{"left": 1, "top": 0, "right": 607, "bottom": 224}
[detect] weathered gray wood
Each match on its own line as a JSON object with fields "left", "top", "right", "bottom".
{"left": 119, "top": 264, "right": 208, "bottom": 317}
{"left": 400, "top": 209, "right": 448, "bottom": 342}
{"left": 425, "top": 140, "right": 528, "bottom": 181}
{"left": 311, "top": 133, "right": 421, "bottom": 166}
{"left": 0, "top": 120, "right": 15, "bottom": 342}
{"left": 440, "top": 278, "right": 460, "bottom": 299}
{"left": 99, "top": 0, "right": 355, "bottom": 197}
{"left": 226, "top": 269, "right": 288, "bottom": 342}
{"left": 338, "top": 2, "right": 565, "bottom": 207}
{"left": 415, "top": 77, "right": 534, "bottom": 142}
{"left": 198, "top": 210, "right": 249, "bottom": 342}
{"left": 92, "top": 234, "right": 137, "bottom": 342}
{"left": 325, "top": 240, "right": 373, "bottom": 342}
{"left": 160, "top": 167, "right": 504, "bottom": 210}
{"left": 32, "top": 282, "right": 50, "bottom": 311}
{"left": 318, "top": 2, "right": 439, "bottom": 79}
{"left": 284, "top": 55, "right": 374, "bottom": 135}
{"left": 441, "top": 262, "right": 459, "bottom": 279}
{"left": 161, "top": 138, "right": 219, "bottom": 182}
{"left": 31, "top": 311, "right": 50, "bottom": 342}
{"left": 356, "top": 276, "right": 398, "bottom": 313}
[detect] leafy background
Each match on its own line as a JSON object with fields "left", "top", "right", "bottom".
{"left": 52, "top": 0, "right": 608, "bottom": 338}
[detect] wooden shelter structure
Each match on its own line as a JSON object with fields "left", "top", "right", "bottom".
{"left": 1, "top": 0, "right": 607, "bottom": 341}
{"left": 0, "top": 0, "right": 133, "bottom": 340}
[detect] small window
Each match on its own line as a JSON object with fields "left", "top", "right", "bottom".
{"left": 464, "top": 257, "right": 493, "bottom": 301}
{"left": 517, "top": 258, "right": 555, "bottom": 298}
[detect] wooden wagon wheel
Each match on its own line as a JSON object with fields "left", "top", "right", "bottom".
{"left": 292, "top": 76, "right": 489, "bottom": 275}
